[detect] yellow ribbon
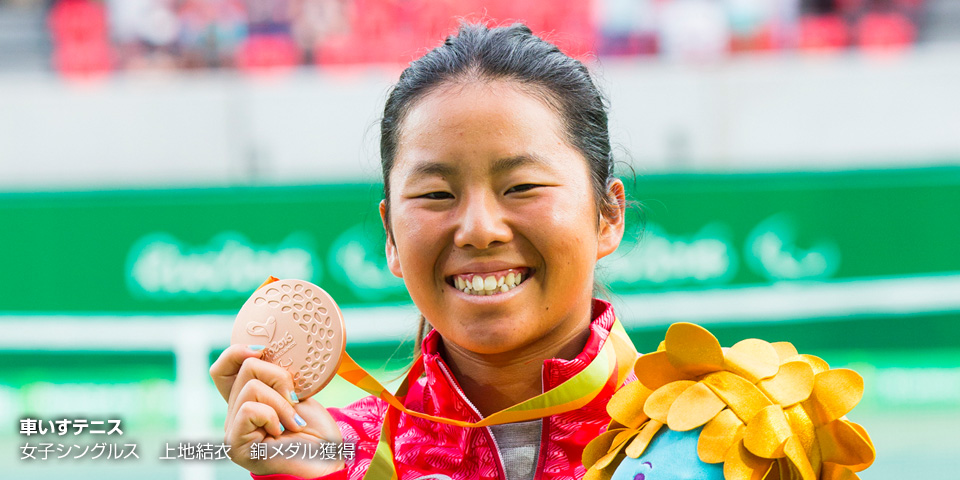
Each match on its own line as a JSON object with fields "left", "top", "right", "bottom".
{"left": 334, "top": 318, "right": 638, "bottom": 479}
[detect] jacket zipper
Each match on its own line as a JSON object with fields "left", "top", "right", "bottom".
{"left": 436, "top": 361, "right": 509, "bottom": 480}
{"left": 533, "top": 363, "right": 550, "bottom": 480}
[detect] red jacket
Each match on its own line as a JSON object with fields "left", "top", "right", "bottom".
{"left": 253, "top": 299, "right": 630, "bottom": 480}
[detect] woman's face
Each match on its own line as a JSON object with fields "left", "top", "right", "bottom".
{"left": 382, "top": 80, "right": 624, "bottom": 356}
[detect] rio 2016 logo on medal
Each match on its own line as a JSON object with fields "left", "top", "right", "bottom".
{"left": 231, "top": 279, "right": 346, "bottom": 399}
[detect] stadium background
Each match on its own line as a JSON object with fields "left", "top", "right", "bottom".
{"left": 1, "top": 0, "right": 959, "bottom": 478}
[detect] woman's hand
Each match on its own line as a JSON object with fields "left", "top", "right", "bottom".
{"left": 210, "top": 344, "right": 346, "bottom": 477}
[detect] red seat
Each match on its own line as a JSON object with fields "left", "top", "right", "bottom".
{"left": 731, "top": 27, "right": 775, "bottom": 53}
{"left": 313, "top": 33, "right": 356, "bottom": 66}
{"left": 313, "top": 0, "right": 596, "bottom": 66}
{"left": 236, "top": 35, "right": 300, "bottom": 72}
{"left": 53, "top": 39, "right": 112, "bottom": 77}
{"left": 798, "top": 15, "right": 850, "bottom": 51}
{"left": 49, "top": 0, "right": 108, "bottom": 43}
{"left": 49, "top": 0, "right": 112, "bottom": 76}
{"left": 856, "top": 12, "right": 915, "bottom": 50}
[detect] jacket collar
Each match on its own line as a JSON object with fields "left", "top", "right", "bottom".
{"left": 414, "top": 299, "right": 617, "bottom": 421}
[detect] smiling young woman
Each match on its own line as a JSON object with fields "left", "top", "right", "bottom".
{"left": 383, "top": 79, "right": 626, "bottom": 417}
{"left": 211, "top": 22, "right": 633, "bottom": 480}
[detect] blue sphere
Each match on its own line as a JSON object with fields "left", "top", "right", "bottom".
{"left": 610, "top": 427, "right": 724, "bottom": 480}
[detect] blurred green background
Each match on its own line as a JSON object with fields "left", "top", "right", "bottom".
{"left": 3, "top": 170, "right": 958, "bottom": 479}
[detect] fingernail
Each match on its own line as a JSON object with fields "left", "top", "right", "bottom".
{"left": 248, "top": 345, "right": 265, "bottom": 352}
{"left": 289, "top": 391, "right": 300, "bottom": 404}
{"left": 279, "top": 424, "right": 285, "bottom": 433}
{"left": 294, "top": 414, "right": 307, "bottom": 427}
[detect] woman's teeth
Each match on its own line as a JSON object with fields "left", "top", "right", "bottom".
{"left": 454, "top": 271, "right": 524, "bottom": 296}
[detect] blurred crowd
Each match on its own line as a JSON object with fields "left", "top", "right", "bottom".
{"left": 599, "top": 0, "right": 927, "bottom": 59}
{"left": 0, "top": 0, "right": 945, "bottom": 76}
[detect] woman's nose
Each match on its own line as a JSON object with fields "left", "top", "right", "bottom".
{"left": 454, "top": 192, "right": 512, "bottom": 249}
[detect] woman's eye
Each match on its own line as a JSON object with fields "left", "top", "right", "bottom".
{"left": 506, "top": 184, "right": 540, "bottom": 194}
{"left": 419, "top": 191, "right": 454, "bottom": 200}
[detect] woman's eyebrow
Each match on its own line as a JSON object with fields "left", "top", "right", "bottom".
{"left": 409, "top": 161, "right": 457, "bottom": 180}
{"left": 408, "top": 154, "right": 549, "bottom": 180}
{"left": 491, "top": 154, "right": 550, "bottom": 174}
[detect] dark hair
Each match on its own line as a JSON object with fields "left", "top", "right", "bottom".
{"left": 379, "top": 22, "right": 619, "bottom": 356}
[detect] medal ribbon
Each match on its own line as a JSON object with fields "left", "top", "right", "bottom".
{"left": 335, "top": 319, "right": 638, "bottom": 479}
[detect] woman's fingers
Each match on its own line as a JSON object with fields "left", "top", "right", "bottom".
{"left": 226, "top": 399, "right": 345, "bottom": 477}
{"left": 295, "top": 398, "right": 344, "bottom": 443}
{"left": 212, "top": 343, "right": 346, "bottom": 477}
{"left": 228, "top": 379, "right": 304, "bottom": 435}
{"left": 210, "top": 344, "right": 267, "bottom": 401}
{"left": 228, "top": 356, "right": 300, "bottom": 409}
{"left": 226, "top": 401, "right": 280, "bottom": 454}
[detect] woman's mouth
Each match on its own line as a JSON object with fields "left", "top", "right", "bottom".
{"left": 447, "top": 267, "right": 531, "bottom": 296}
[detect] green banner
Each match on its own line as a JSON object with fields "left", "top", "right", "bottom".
{"left": 1, "top": 167, "right": 958, "bottom": 314}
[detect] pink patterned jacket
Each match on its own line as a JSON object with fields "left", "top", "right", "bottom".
{"left": 253, "top": 299, "right": 631, "bottom": 480}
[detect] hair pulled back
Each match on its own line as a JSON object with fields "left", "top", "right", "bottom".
{"left": 380, "top": 22, "right": 616, "bottom": 224}
{"left": 379, "top": 23, "right": 620, "bottom": 356}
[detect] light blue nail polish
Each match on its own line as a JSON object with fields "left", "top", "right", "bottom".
{"left": 294, "top": 414, "right": 307, "bottom": 427}
{"left": 289, "top": 391, "right": 300, "bottom": 404}
{"left": 279, "top": 424, "right": 285, "bottom": 433}
{"left": 248, "top": 345, "right": 265, "bottom": 351}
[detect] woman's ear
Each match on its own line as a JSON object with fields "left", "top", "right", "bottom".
{"left": 597, "top": 178, "right": 626, "bottom": 260}
{"left": 380, "top": 200, "right": 403, "bottom": 278}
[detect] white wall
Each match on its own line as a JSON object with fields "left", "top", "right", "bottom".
{"left": 604, "top": 44, "right": 960, "bottom": 172}
{"left": 2, "top": 45, "right": 960, "bottom": 191}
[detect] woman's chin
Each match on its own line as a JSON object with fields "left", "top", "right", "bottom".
{"left": 445, "top": 328, "right": 529, "bottom": 357}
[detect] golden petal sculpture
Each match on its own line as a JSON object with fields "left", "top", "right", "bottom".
{"left": 667, "top": 382, "right": 726, "bottom": 431}
{"left": 644, "top": 380, "right": 696, "bottom": 423}
{"left": 698, "top": 408, "right": 744, "bottom": 463}
{"left": 635, "top": 350, "right": 688, "bottom": 390}
{"left": 606, "top": 380, "right": 652, "bottom": 430}
{"left": 757, "top": 361, "right": 815, "bottom": 407}
{"left": 583, "top": 322, "right": 875, "bottom": 480}
{"left": 806, "top": 369, "right": 864, "bottom": 426}
{"left": 625, "top": 420, "right": 663, "bottom": 458}
{"left": 665, "top": 321, "right": 725, "bottom": 376}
